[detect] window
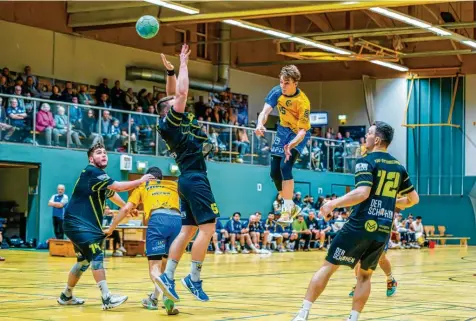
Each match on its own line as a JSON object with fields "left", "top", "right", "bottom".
{"left": 175, "top": 29, "right": 187, "bottom": 53}
{"left": 197, "top": 23, "right": 208, "bottom": 59}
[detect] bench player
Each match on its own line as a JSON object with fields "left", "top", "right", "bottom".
{"left": 291, "top": 121, "right": 419, "bottom": 321}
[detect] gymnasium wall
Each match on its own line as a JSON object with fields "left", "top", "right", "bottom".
{"left": 0, "top": 144, "right": 353, "bottom": 243}
{"left": 465, "top": 75, "right": 476, "bottom": 177}
{"left": 0, "top": 20, "right": 366, "bottom": 125}
{"left": 0, "top": 168, "right": 29, "bottom": 213}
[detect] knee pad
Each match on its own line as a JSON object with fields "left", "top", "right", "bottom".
{"left": 91, "top": 253, "right": 104, "bottom": 270}
{"left": 71, "top": 259, "right": 90, "bottom": 277}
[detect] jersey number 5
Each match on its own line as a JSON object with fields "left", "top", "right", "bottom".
{"left": 375, "top": 170, "right": 400, "bottom": 198}
{"left": 278, "top": 106, "right": 286, "bottom": 115}
{"left": 210, "top": 203, "right": 219, "bottom": 215}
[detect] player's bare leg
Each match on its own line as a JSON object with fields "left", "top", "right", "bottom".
{"left": 350, "top": 268, "right": 374, "bottom": 320}
{"left": 143, "top": 259, "right": 179, "bottom": 315}
{"left": 292, "top": 261, "right": 340, "bottom": 320}
{"left": 379, "top": 253, "right": 397, "bottom": 296}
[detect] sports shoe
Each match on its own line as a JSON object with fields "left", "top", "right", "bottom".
{"left": 181, "top": 274, "right": 209, "bottom": 302}
{"left": 215, "top": 250, "right": 223, "bottom": 255}
{"left": 57, "top": 292, "right": 85, "bottom": 305}
{"left": 291, "top": 309, "right": 309, "bottom": 321}
{"left": 163, "top": 297, "right": 179, "bottom": 315}
{"left": 141, "top": 293, "right": 158, "bottom": 310}
{"left": 277, "top": 209, "right": 293, "bottom": 226}
{"left": 229, "top": 249, "right": 238, "bottom": 254}
{"left": 156, "top": 274, "right": 180, "bottom": 302}
{"left": 349, "top": 286, "right": 355, "bottom": 297}
{"left": 101, "top": 293, "right": 128, "bottom": 310}
{"left": 242, "top": 249, "right": 250, "bottom": 254}
{"left": 386, "top": 278, "right": 398, "bottom": 297}
{"left": 112, "top": 250, "right": 123, "bottom": 257}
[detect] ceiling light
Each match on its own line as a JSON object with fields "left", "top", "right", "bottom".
{"left": 289, "top": 36, "right": 352, "bottom": 54}
{"left": 261, "top": 29, "right": 291, "bottom": 39}
{"left": 371, "top": 60, "right": 409, "bottom": 72}
{"left": 427, "top": 27, "right": 452, "bottom": 36}
{"left": 342, "top": 2, "right": 359, "bottom": 4}
{"left": 369, "top": 7, "right": 431, "bottom": 29}
{"left": 145, "top": 0, "right": 199, "bottom": 15}
{"left": 462, "top": 40, "right": 476, "bottom": 49}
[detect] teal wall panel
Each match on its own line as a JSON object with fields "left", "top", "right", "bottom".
{"left": 0, "top": 144, "right": 354, "bottom": 243}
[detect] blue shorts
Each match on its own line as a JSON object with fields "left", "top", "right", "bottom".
{"left": 179, "top": 171, "right": 220, "bottom": 226}
{"left": 146, "top": 211, "right": 182, "bottom": 257}
{"left": 271, "top": 125, "right": 311, "bottom": 157}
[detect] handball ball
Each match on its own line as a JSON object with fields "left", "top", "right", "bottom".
{"left": 136, "top": 15, "right": 160, "bottom": 39}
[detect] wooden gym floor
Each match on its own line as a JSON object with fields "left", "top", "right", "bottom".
{"left": 0, "top": 247, "right": 475, "bottom": 321}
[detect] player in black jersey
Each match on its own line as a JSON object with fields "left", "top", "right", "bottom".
{"left": 292, "top": 121, "right": 420, "bottom": 321}
{"left": 57, "top": 143, "right": 154, "bottom": 310}
{"left": 155, "top": 45, "right": 220, "bottom": 303}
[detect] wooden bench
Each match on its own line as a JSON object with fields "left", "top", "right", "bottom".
{"left": 426, "top": 236, "right": 470, "bottom": 247}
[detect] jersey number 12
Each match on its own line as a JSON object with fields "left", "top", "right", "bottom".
{"left": 375, "top": 170, "right": 400, "bottom": 198}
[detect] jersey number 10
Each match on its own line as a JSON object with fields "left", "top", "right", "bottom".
{"left": 375, "top": 170, "right": 400, "bottom": 198}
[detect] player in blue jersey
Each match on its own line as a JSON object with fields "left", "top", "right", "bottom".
{"left": 57, "top": 143, "right": 154, "bottom": 310}
{"left": 291, "top": 121, "right": 420, "bottom": 321}
{"left": 255, "top": 65, "right": 311, "bottom": 225}
{"left": 154, "top": 45, "right": 219, "bottom": 303}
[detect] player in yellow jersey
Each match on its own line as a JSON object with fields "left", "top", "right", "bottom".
{"left": 256, "top": 65, "right": 311, "bottom": 225}
{"left": 104, "top": 166, "right": 181, "bottom": 315}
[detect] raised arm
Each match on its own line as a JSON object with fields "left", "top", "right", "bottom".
{"left": 161, "top": 53, "right": 176, "bottom": 96}
{"left": 173, "top": 44, "right": 191, "bottom": 114}
{"left": 255, "top": 104, "right": 273, "bottom": 136}
{"left": 107, "top": 174, "right": 154, "bottom": 192}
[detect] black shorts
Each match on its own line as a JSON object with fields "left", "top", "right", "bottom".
{"left": 179, "top": 171, "right": 219, "bottom": 226}
{"left": 325, "top": 230, "right": 386, "bottom": 271}
{"left": 65, "top": 230, "right": 105, "bottom": 263}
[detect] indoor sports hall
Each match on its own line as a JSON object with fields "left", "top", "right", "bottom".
{"left": 0, "top": 1, "right": 475, "bottom": 321}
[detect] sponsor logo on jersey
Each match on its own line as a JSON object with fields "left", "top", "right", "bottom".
{"left": 365, "top": 220, "right": 378, "bottom": 232}
{"left": 355, "top": 163, "right": 368, "bottom": 173}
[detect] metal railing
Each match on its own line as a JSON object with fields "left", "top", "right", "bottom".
{"left": 0, "top": 93, "right": 361, "bottom": 173}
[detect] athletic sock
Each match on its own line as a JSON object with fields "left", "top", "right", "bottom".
{"left": 97, "top": 280, "right": 110, "bottom": 299}
{"left": 63, "top": 285, "right": 73, "bottom": 297}
{"left": 302, "top": 299, "right": 313, "bottom": 311}
{"left": 164, "top": 259, "right": 179, "bottom": 280}
{"left": 190, "top": 260, "right": 203, "bottom": 282}
{"left": 151, "top": 287, "right": 161, "bottom": 301}
{"left": 386, "top": 272, "right": 393, "bottom": 282}
{"left": 347, "top": 310, "right": 360, "bottom": 321}
{"left": 283, "top": 199, "right": 294, "bottom": 212}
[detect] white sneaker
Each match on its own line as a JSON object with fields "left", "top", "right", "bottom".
{"left": 118, "top": 246, "right": 127, "bottom": 253}
{"left": 101, "top": 293, "right": 128, "bottom": 310}
{"left": 112, "top": 250, "right": 123, "bottom": 257}
{"left": 229, "top": 249, "right": 238, "bottom": 254}
{"left": 279, "top": 248, "right": 286, "bottom": 253}
{"left": 57, "top": 293, "right": 85, "bottom": 305}
{"left": 258, "top": 249, "right": 271, "bottom": 254}
{"left": 215, "top": 250, "right": 223, "bottom": 255}
{"left": 291, "top": 310, "right": 309, "bottom": 321}
{"left": 242, "top": 249, "right": 250, "bottom": 254}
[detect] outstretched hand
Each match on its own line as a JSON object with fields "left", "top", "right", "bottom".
{"left": 255, "top": 124, "right": 266, "bottom": 137}
{"left": 179, "top": 44, "right": 191, "bottom": 66}
{"left": 160, "top": 53, "right": 174, "bottom": 71}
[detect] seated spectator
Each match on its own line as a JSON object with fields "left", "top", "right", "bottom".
{"left": 36, "top": 103, "right": 59, "bottom": 146}
{"left": 0, "top": 76, "right": 8, "bottom": 97}
{"left": 273, "top": 193, "right": 283, "bottom": 215}
{"left": 2, "top": 67, "right": 14, "bottom": 83}
{"left": 292, "top": 214, "right": 311, "bottom": 251}
{"left": 282, "top": 221, "right": 298, "bottom": 251}
{"left": 413, "top": 216, "right": 425, "bottom": 246}
{"left": 0, "top": 101, "right": 15, "bottom": 141}
{"left": 110, "top": 80, "right": 124, "bottom": 110}
{"left": 60, "top": 82, "right": 74, "bottom": 103}
{"left": 248, "top": 214, "right": 262, "bottom": 249}
{"left": 234, "top": 127, "right": 250, "bottom": 163}
{"left": 212, "top": 219, "right": 229, "bottom": 254}
{"left": 132, "top": 106, "right": 153, "bottom": 141}
{"left": 404, "top": 215, "right": 419, "bottom": 248}
{"left": 40, "top": 84, "right": 52, "bottom": 100}
{"left": 255, "top": 212, "right": 269, "bottom": 251}
{"left": 293, "top": 192, "right": 304, "bottom": 208}
{"left": 119, "top": 118, "right": 138, "bottom": 153}
{"left": 97, "top": 93, "right": 111, "bottom": 109}
{"left": 82, "top": 108, "right": 102, "bottom": 145}
{"left": 55, "top": 105, "right": 82, "bottom": 148}
{"left": 23, "top": 76, "right": 40, "bottom": 98}
{"left": 265, "top": 213, "right": 285, "bottom": 252}
{"left": 137, "top": 88, "right": 149, "bottom": 109}
{"left": 302, "top": 195, "right": 315, "bottom": 212}
{"left": 225, "top": 212, "right": 245, "bottom": 254}
{"left": 7, "top": 98, "right": 28, "bottom": 141}
{"left": 49, "top": 85, "right": 62, "bottom": 102}
{"left": 95, "top": 78, "right": 110, "bottom": 102}
{"left": 69, "top": 97, "right": 83, "bottom": 130}
{"left": 20, "top": 66, "right": 38, "bottom": 86}
{"left": 317, "top": 211, "right": 332, "bottom": 248}
{"left": 305, "top": 210, "right": 321, "bottom": 247}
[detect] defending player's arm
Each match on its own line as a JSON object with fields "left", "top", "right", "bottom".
{"left": 107, "top": 174, "right": 154, "bottom": 192}
{"left": 320, "top": 159, "right": 373, "bottom": 220}
{"left": 104, "top": 188, "right": 141, "bottom": 235}
{"left": 109, "top": 192, "right": 126, "bottom": 208}
{"left": 172, "top": 44, "right": 191, "bottom": 114}
{"left": 396, "top": 170, "right": 419, "bottom": 209}
{"left": 161, "top": 53, "right": 176, "bottom": 96}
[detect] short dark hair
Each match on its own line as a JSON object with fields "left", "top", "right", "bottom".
{"left": 158, "top": 96, "right": 174, "bottom": 108}
{"left": 88, "top": 142, "right": 106, "bottom": 158}
{"left": 233, "top": 212, "right": 241, "bottom": 217}
{"left": 373, "top": 121, "right": 394, "bottom": 147}
{"left": 146, "top": 166, "right": 163, "bottom": 179}
{"left": 416, "top": 216, "right": 422, "bottom": 220}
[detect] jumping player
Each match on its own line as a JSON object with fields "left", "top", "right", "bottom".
{"left": 155, "top": 45, "right": 219, "bottom": 302}
{"left": 255, "top": 65, "right": 311, "bottom": 225}
{"left": 58, "top": 143, "right": 154, "bottom": 310}
{"left": 105, "top": 166, "right": 181, "bottom": 315}
{"left": 291, "top": 121, "right": 419, "bottom": 321}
